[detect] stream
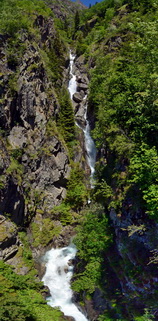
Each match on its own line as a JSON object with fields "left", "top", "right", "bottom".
{"left": 42, "top": 52, "right": 96, "bottom": 321}
{"left": 69, "top": 52, "right": 96, "bottom": 183}
{"left": 42, "top": 244, "right": 88, "bottom": 321}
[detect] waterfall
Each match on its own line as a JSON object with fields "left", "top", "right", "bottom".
{"left": 83, "top": 110, "right": 96, "bottom": 186}
{"left": 42, "top": 244, "right": 88, "bottom": 321}
{"left": 68, "top": 52, "right": 96, "bottom": 184}
{"left": 42, "top": 51, "right": 96, "bottom": 321}
{"left": 69, "top": 52, "right": 77, "bottom": 99}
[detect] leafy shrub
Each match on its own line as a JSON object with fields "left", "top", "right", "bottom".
{"left": 65, "top": 162, "right": 87, "bottom": 210}
{"left": 73, "top": 204, "right": 112, "bottom": 294}
{"left": 31, "top": 218, "right": 61, "bottom": 247}
{"left": 6, "top": 157, "right": 24, "bottom": 185}
{"left": 58, "top": 86, "right": 75, "bottom": 143}
{"left": 0, "top": 261, "right": 63, "bottom": 321}
{"left": 51, "top": 203, "right": 73, "bottom": 225}
{"left": 129, "top": 144, "right": 158, "bottom": 219}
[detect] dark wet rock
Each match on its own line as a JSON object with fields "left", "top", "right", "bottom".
{"left": 73, "top": 92, "right": 85, "bottom": 103}
{"left": 0, "top": 16, "right": 71, "bottom": 228}
{"left": 75, "top": 117, "right": 87, "bottom": 130}
{"left": 77, "top": 82, "right": 88, "bottom": 92}
{"left": 64, "top": 317, "right": 75, "bottom": 321}
{"left": 93, "top": 288, "right": 108, "bottom": 313}
{"left": 0, "top": 216, "right": 19, "bottom": 261}
{"left": 84, "top": 298, "right": 99, "bottom": 321}
{"left": 76, "top": 75, "right": 89, "bottom": 84}
{"left": 0, "top": 180, "right": 25, "bottom": 226}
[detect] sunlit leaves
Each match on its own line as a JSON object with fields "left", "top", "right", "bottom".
{"left": 129, "top": 144, "right": 158, "bottom": 218}
{"left": 0, "top": 261, "right": 63, "bottom": 321}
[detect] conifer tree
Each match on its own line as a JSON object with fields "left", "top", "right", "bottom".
{"left": 58, "top": 87, "right": 75, "bottom": 143}
{"left": 74, "top": 10, "right": 80, "bottom": 32}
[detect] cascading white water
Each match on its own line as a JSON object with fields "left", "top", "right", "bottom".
{"left": 83, "top": 107, "right": 96, "bottom": 184}
{"left": 42, "top": 52, "right": 97, "bottom": 321}
{"left": 68, "top": 52, "right": 96, "bottom": 182}
{"left": 42, "top": 244, "right": 88, "bottom": 321}
{"left": 69, "top": 52, "right": 77, "bottom": 99}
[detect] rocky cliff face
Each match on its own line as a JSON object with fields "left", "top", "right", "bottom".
{"left": 44, "top": 0, "right": 86, "bottom": 21}
{"left": 0, "top": 13, "right": 71, "bottom": 265}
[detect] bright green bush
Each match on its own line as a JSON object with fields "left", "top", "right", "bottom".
{"left": 6, "top": 157, "right": 24, "bottom": 185}
{"left": 58, "top": 86, "right": 75, "bottom": 143}
{"left": 129, "top": 144, "right": 158, "bottom": 219}
{"left": 0, "top": 0, "right": 51, "bottom": 36}
{"left": 31, "top": 218, "right": 61, "bottom": 247}
{"left": 51, "top": 203, "right": 73, "bottom": 225}
{"left": 65, "top": 163, "right": 87, "bottom": 209}
{"left": 73, "top": 204, "right": 112, "bottom": 294}
{"left": 0, "top": 260, "right": 63, "bottom": 321}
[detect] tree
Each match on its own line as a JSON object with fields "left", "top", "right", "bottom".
{"left": 58, "top": 86, "right": 75, "bottom": 143}
{"left": 129, "top": 144, "right": 158, "bottom": 219}
{"left": 74, "top": 10, "right": 80, "bottom": 32}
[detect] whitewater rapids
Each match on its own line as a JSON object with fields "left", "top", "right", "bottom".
{"left": 42, "top": 244, "right": 88, "bottom": 321}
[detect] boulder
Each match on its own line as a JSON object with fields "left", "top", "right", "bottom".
{"left": 76, "top": 75, "right": 89, "bottom": 84}
{"left": 73, "top": 92, "right": 84, "bottom": 103}
{"left": 0, "top": 216, "right": 19, "bottom": 261}
{"left": 8, "top": 126, "right": 28, "bottom": 148}
{"left": 77, "top": 82, "right": 88, "bottom": 92}
{"left": 75, "top": 117, "right": 87, "bottom": 130}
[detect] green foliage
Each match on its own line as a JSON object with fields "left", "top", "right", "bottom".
{"left": 73, "top": 204, "right": 112, "bottom": 294}
{"left": 0, "top": 0, "right": 64, "bottom": 87}
{"left": 41, "top": 31, "right": 67, "bottom": 84}
{"left": 18, "top": 231, "right": 34, "bottom": 265}
{"left": 8, "top": 73, "right": 18, "bottom": 94}
{"left": 11, "top": 148, "right": 23, "bottom": 160}
{"left": 135, "top": 309, "right": 154, "bottom": 321}
{"left": 74, "top": 11, "right": 80, "bottom": 32}
{"left": 51, "top": 203, "right": 73, "bottom": 225}
{"left": 75, "top": 31, "right": 88, "bottom": 56}
{"left": 6, "top": 157, "right": 24, "bottom": 185}
{"left": 0, "top": 0, "right": 51, "bottom": 37}
{"left": 51, "top": 163, "right": 88, "bottom": 223}
{"left": 79, "top": 0, "right": 158, "bottom": 221}
{"left": 92, "top": 179, "right": 113, "bottom": 206}
{"left": 71, "top": 1, "right": 158, "bottom": 318}
{"left": 65, "top": 162, "right": 87, "bottom": 210}
{"left": 58, "top": 86, "right": 75, "bottom": 144}
{"left": 72, "top": 258, "right": 102, "bottom": 294}
{"left": 123, "top": 0, "right": 156, "bottom": 13}
{"left": 46, "top": 119, "right": 59, "bottom": 138}
{"left": 31, "top": 217, "right": 61, "bottom": 247}
{"left": 0, "top": 175, "right": 6, "bottom": 189}
{"left": 0, "top": 261, "right": 63, "bottom": 321}
{"left": 129, "top": 144, "right": 158, "bottom": 219}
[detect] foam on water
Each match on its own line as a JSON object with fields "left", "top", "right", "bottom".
{"left": 42, "top": 245, "right": 88, "bottom": 321}
{"left": 42, "top": 51, "right": 97, "bottom": 321}
{"left": 68, "top": 52, "right": 96, "bottom": 183}
{"left": 68, "top": 52, "right": 77, "bottom": 99}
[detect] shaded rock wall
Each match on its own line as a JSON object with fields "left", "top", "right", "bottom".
{"left": 0, "top": 15, "right": 70, "bottom": 241}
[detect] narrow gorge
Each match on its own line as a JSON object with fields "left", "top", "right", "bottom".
{"left": 0, "top": 0, "right": 158, "bottom": 321}
{"left": 42, "top": 51, "right": 96, "bottom": 321}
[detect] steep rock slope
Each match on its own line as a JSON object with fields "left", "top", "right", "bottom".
{"left": 0, "top": 0, "right": 158, "bottom": 321}
{"left": 0, "top": 1, "right": 73, "bottom": 263}
{"left": 44, "top": 0, "right": 86, "bottom": 20}
{"left": 0, "top": 1, "right": 81, "bottom": 320}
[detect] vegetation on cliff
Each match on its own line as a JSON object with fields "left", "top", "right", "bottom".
{"left": 0, "top": 0, "right": 78, "bottom": 320}
{"left": 71, "top": 0, "right": 158, "bottom": 320}
{"left": 0, "top": 0, "right": 158, "bottom": 320}
{"left": 0, "top": 260, "right": 63, "bottom": 321}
